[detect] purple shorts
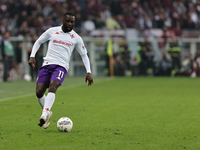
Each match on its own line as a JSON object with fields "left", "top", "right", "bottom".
{"left": 37, "top": 65, "right": 67, "bottom": 87}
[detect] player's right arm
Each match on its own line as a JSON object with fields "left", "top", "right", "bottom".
{"left": 28, "top": 28, "right": 52, "bottom": 69}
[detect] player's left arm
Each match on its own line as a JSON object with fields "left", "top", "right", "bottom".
{"left": 75, "top": 36, "right": 93, "bottom": 86}
{"left": 81, "top": 54, "right": 93, "bottom": 86}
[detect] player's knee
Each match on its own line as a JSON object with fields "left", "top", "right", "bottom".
{"left": 36, "top": 88, "right": 45, "bottom": 98}
{"left": 48, "top": 82, "right": 60, "bottom": 93}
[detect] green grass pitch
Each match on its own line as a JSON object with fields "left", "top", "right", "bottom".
{"left": 0, "top": 77, "right": 200, "bottom": 150}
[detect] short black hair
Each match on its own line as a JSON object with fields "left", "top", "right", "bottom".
{"left": 63, "top": 11, "right": 75, "bottom": 17}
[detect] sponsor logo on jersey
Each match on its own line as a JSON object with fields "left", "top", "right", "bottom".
{"left": 82, "top": 46, "right": 85, "bottom": 49}
{"left": 70, "top": 34, "right": 75, "bottom": 39}
{"left": 53, "top": 40, "right": 73, "bottom": 46}
{"left": 55, "top": 32, "right": 59, "bottom": 34}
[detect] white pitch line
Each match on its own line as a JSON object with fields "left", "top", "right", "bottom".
{"left": 0, "top": 77, "right": 114, "bottom": 102}
{"left": 0, "top": 93, "right": 34, "bottom": 102}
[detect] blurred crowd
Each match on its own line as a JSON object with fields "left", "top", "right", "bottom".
{"left": 105, "top": 35, "right": 200, "bottom": 78}
{"left": 1, "top": 0, "right": 200, "bottom": 37}
{"left": 1, "top": 0, "right": 200, "bottom": 81}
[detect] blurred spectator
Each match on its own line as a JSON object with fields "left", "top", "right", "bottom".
{"left": 152, "top": 7, "right": 160, "bottom": 28}
{"left": 93, "top": 15, "right": 105, "bottom": 29}
{"left": 0, "top": 18, "right": 8, "bottom": 36}
{"left": 175, "top": 0, "right": 186, "bottom": 15}
{"left": 162, "top": 0, "right": 172, "bottom": 13}
{"left": 81, "top": 1, "right": 93, "bottom": 21}
{"left": 185, "top": 0, "right": 195, "bottom": 9}
{"left": 54, "top": 2, "right": 68, "bottom": 18}
{"left": 120, "top": 0, "right": 131, "bottom": 14}
{"left": 106, "top": 15, "right": 121, "bottom": 30}
{"left": 164, "top": 12, "right": 172, "bottom": 29}
{"left": 149, "top": 0, "right": 158, "bottom": 10}
{"left": 43, "top": 3, "right": 53, "bottom": 17}
{"left": 18, "top": 21, "right": 30, "bottom": 37}
{"left": 185, "top": 17, "right": 196, "bottom": 29}
{"left": 182, "top": 55, "right": 195, "bottom": 77}
{"left": 133, "top": 17, "right": 141, "bottom": 31}
{"left": 174, "top": 23, "right": 183, "bottom": 38}
{"left": 26, "top": 0, "right": 37, "bottom": 16}
{"left": 104, "top": 37, "right": 114, "bottom": 76}
{"left": 35, "top": 3, "right": 43, "bottom": 17}
{"left": 159, "top": 26, "right": 169, "bottom": 52}
{"left": 181, "top": 12, "right": 189, "bottom": 29}
{"left": 170, "top": 2, "right": 180, "bottom": 28}
{"left": 116, "top": 15, "right": 126, "bottom": 29}
{"left": 143, "top": 36, "right": 155, "bottom": 75}
{"left": 16, "top": 10, "right": 28, "bottom": 28}
{"left": 42, "top": 16, "right": 54, "bottom": 31}
{"left": 33, "top": 16, "right": 44, "bottom": 35}
{"left": 143, "top": 1, "right": 153, "bottom": 16}
{"left": 1, "top": 31, "right": 15, "bottom": 82}
{"left": 7, "top": 0, "right": 16, "bottom": 17}
{"left": 195, "top": 0, "right": 200, "bottom": 15}
{"left": 74, "top": 13, "right": 82, "bottom": 32}
{"left": 0, "top": 0, "right": 8, "bottom": 18}
{"left": 190, "top": 58, "right": 198, "bottom": 78}
{"left": 156, "top": 12, "right": 165, "bottom": 29}
{"left": 131, "top": 0, "right": 142, "bottom": 18}
{"left": 83, "top": 15, "right": 96, "bottom": 34}
{"left": 168, "top": 36, "right": 181, "bottom": 76}
{"left": 110, "top": 0, "right": 122, "bottom": 16}
{"left": 158, "top": 52, "right": 172, "bottom": 76}
{"left": 119, "top": 38, "right": 131, "bottom": 73}
{"left": 139, "top": 13, "right": 153, "bottom": 30}
{"left": 15, "top": 42, "right": 24, "bottom": 79}
{"left": 91, "top": 0, "right": 105, "bottom": 16}
{"left": 138, "top": 42, "right": 146, "bottom": 76}
{"left": 188, "top": 6, "right": 198, "bottom": 24}
{"left": 114, "top": 53, "right": 125, "bottom": 76}
{"left": 124, "top": 11, "right": 134, "bottom": 28}
{"left": 7, "top": 15, "right": 18, "bottom": 34}
{"left": 138, "top": 36, "right": 154, "bottom": 76}
{"left": 196, "top": 19, "right": 200, "bottom": 29}
{"left": 101, "top": 5, "right": 112, "bottom": 22}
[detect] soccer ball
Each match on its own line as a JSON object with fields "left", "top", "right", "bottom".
{"left": 24, "top": 74, "right": 32, "bottom": 82}
{"left": 57, "top": 117, "right": 73, "bottom": 132}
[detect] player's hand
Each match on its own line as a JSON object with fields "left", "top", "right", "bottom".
{"left": 85, "top": 73, "right": 93, "bottom": 86}
{"left": 28, "top": 57, "right": 36, "bottom": 69}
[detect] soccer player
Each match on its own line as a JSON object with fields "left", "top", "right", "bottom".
{"left": 28, "top": 11, "right": 93, "bottom": 129}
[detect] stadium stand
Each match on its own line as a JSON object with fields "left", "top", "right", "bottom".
{"left": 1, "top": 0, "right": 200, "bottom": 80}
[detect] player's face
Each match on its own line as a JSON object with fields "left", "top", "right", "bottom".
{"left": 62, "top": 15, "right": 75, "bottom": 32}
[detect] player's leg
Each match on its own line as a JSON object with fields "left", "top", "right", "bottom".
{"left": 41, "top": 80, "right": 60, "bottom": 128}
{"left": 41, "top": 65, "right": 67, "bottom": 128}
{"left": 36, "top": 82, "right": 49, "bottom": 127}
{"left": 43, "top": 80, "right": 60, "bottom": 111}
{"left": 36, "top": 66, "right": 51, "bottom": 127}
{"left": 43, "top": 65, "right": 67, "bottom": 113}
{"left": 36, "top": 83, "right": 48, "bottom": 108}
{"left": 36, "top": 66, "right": 50, "bottom": 108}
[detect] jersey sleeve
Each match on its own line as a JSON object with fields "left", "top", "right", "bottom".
{"left": 30, "top": 28, "right": 52, "bottom": 57}
{"left": 75, "top": 36, "right": 88, "bottom": 56}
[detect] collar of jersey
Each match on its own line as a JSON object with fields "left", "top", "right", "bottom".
{"left": 59, "top": 25, "right": 73, "bottom": 34}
